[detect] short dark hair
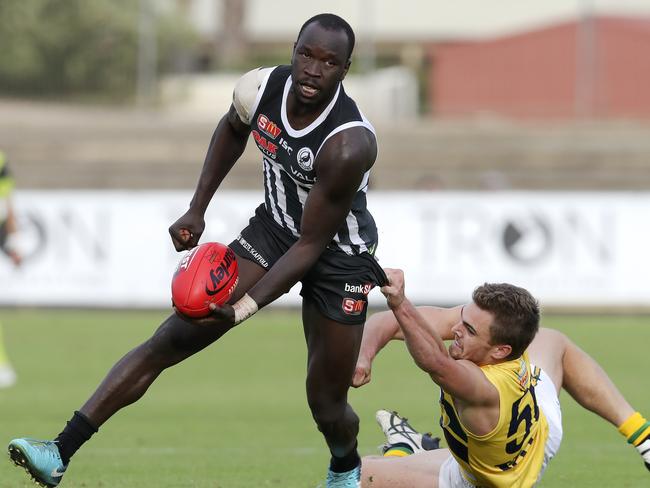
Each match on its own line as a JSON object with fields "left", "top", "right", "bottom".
{"left": 472, "top": 283, "right": 540, "bottom": 361}
{"left": 297, "top": 13, "right": 356, "bottom": 60}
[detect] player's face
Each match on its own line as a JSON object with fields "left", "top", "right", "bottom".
{"left": 291, "top": 23, "right": 350, "bottom": 106}
{"left": 449, "top": 303, "right": 498, "bottom": 365}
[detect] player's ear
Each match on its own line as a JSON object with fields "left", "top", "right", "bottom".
{"left": 339, "top": 59, "right": 351, "bottom": 81}
{"left": 492, "top": 344, "right": 512, "bottom": 361}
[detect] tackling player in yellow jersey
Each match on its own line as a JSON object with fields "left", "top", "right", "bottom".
{"left": 355, "top": 269, "right": 650, "bottom": 488}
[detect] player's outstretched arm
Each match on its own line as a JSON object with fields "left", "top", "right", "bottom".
{"left": 381, "top": 269, "right": 451, "bottom": 373}
{"left": 169, "top": 104, "right": 251, "bottom": 251}
{"left": 352, "top": 310, "right": 403, "bottom": 387}
{"left": 353, "top": 305, "right": 462, "bottom": 387}
{"left": 381, "top": 269, "right": 496, "bottom": 404}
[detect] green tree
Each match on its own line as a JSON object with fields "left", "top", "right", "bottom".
{"left": 0, "top": 0, "right": 197, "bottom": 101}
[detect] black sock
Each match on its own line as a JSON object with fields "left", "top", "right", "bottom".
{"left": 329, "top": 442, "right": 361, "bottom": 473}
{"left": 54, "top": 411, "right": 99, "bottom": 465}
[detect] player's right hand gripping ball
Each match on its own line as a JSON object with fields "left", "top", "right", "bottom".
{"left": 172, "top": 242, "right": 239, "bottom": 317}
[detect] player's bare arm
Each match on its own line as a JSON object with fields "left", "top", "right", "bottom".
{"left": 189, "top": 126, "right": 376, "bottom": 328}
{"left": 353, "top": 304, "right": 462, "bottom": 387}
{"left": 169, "top": 104, "right": 251, "bottom": 251}
{"left": 382, "top": 269, "right": 499, "bottom": 430}
{"left": 246, "top": 126, "right": 376, "bottom": 309}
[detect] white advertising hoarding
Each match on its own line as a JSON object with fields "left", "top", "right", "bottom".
{"left": 1, "top": 190, "right": 648, "bottom": 308}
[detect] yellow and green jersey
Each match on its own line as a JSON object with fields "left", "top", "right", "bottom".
{"left": 439, "top": 352, "right": 549, "bottom": 487}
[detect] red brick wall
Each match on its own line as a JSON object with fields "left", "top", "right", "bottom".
{"left": 596, "top": 18, "right": 650, "bottom": 117}
{"left": 429, "top": 17, "right": 650, "bottom": 119}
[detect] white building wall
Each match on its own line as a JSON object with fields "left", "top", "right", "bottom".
{"left": 188, "top": 0, "right": 650, "bottom": 40}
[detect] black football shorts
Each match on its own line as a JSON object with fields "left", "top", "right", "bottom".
{"left": 229, "top": 204, "right": 387, "bottom": 324}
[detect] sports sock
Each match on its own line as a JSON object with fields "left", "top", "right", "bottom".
{"left": 383, "top": 442, "right": 413, "bottom": 457}
{"left": 637, "top": 438, "right": 650, "bottom": 471}
{"left": 618, "top": 412, "right": 650, "bottom": 447}
{"left": 330, "top": 442, "right": 361, "bottom": 473}
{"left": 54, "top": 411, "right": 99, "bottom": 465}
{"left": 618, "top": 412, "right": 650, "bottom": 470}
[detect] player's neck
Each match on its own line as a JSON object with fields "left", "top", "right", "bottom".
{"left": 286, "top": 89, "right": 334, "bottom": 130}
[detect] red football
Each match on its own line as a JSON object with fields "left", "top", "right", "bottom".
{"left": 171, "top": 242, "right": 239, "bottom": 318}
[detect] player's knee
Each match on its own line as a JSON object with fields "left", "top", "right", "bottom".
{"left": 140, "top": 326, "right": 196, "bottom": 367}
{"left": 137, "top": 338, "right": 178, "bottom": 369}
{"left": 309, "top": 397, "right": 355, "bottom": 430}
{"left": 309, "top": 398, "right": 345, "bottom": 423}
{"left": 146, "top": 315, "right": 216, "bottom": 362}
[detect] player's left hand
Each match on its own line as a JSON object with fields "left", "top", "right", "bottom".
{"left": 351, "top": 356, "right": 373, "bottom": 388}
{"left": 173, "top": 303, "right": 236, "bottom": 327}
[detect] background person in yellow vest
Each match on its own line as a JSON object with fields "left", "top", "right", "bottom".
{"left": 355, "top": 270, "right": 650, "bottom": 488}
{"left": 0, "top": 150, "right": 21, "bottom": 388}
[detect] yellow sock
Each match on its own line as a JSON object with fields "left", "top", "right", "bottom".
{"left": 383, "top": 445, "right": 413, "bottom": 457}
{"left": 618, "top": 412, "right": 650, "bottom": 446}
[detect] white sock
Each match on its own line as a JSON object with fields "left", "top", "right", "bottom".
{"left": 636, "top": 437, "right": 650, "bottom": 463}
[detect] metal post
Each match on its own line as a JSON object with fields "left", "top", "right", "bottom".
{"left": 137, "top": 0, "right": 157, "bottom": 107}
{"left": 359, "top": 0, "right": 376, "bottom": 73}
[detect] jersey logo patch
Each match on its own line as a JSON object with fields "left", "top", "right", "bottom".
{"left": 297, "top": 147, "right": 314, "bottom": 171}
{"left": 257, "top": 114, "right": 281, "bottom": 139}
{"left": 517, "top": 358, "right": 529, "bottom": 389}
{"left": 252, "top": 130, "right": 278, "bottom": 159}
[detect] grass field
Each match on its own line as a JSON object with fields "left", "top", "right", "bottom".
{"left": 0, "top": 308, "right": 648, "bottom": 487}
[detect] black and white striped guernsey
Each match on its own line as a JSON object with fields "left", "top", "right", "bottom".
{"left": 247, "top": 65, "right": 378, "bottom": 256}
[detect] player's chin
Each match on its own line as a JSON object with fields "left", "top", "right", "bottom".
{"left": 295, "top": 93, "right": 321, "bottom": 106}
{"left": 294, "top": 85, "right": 325, "bottom": 105}
{"left": 449, "top": 343, "right": 461, "bottom": 359}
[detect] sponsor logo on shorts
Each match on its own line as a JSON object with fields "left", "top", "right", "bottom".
{"left": 236, "top": 234, "right": 269, "bottom": 268}
{"left": 344, "top": 283, "right": 373, "bottom": 295}
{"left": 342, "top": 297, "right": 366, "bottom": 316}
{"left": 257, "top": 114, "right": 281, "bottom": 139}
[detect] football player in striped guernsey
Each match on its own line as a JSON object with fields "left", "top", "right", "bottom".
{"left": 9, "top": 13, "right": 383, "bottom": 488}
